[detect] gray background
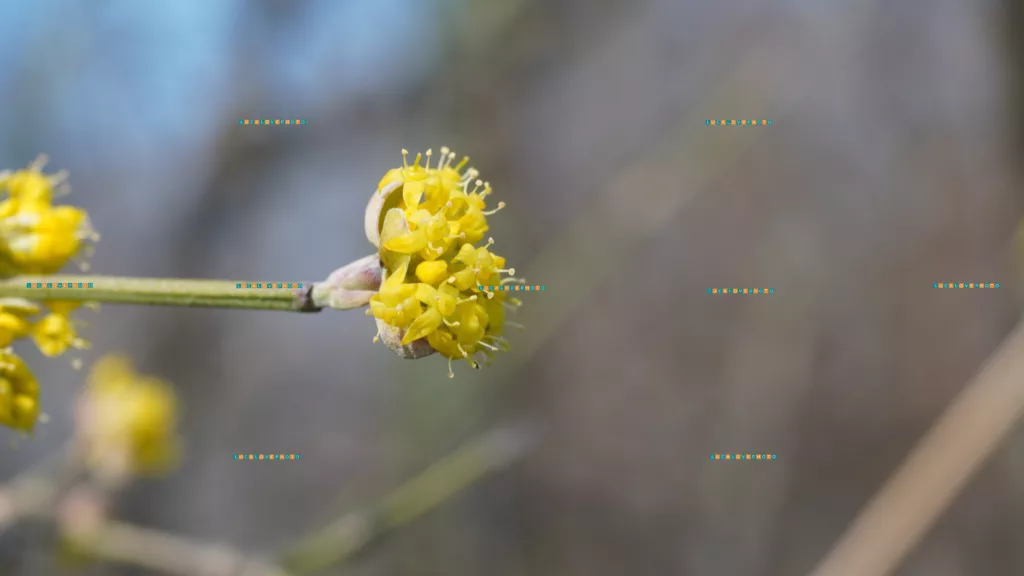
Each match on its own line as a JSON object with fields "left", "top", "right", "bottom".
{"left": 0, "top": 0, "right": 1022, "bottom": 574}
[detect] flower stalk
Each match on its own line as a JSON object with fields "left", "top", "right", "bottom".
{"left": 0, "top": 265, "right": 383, "bottom": 313}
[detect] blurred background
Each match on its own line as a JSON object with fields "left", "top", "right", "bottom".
{"left": 1, "top": 0, "right": 1023, "bottom": 574}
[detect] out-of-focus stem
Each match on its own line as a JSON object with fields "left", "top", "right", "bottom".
{"left": 280, "top": 424, "right": 537, "bottom": 575}
{"left": 810, "top": 320, "right": 1024, "bottom": 576}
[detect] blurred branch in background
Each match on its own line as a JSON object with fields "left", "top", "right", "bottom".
{"left": 810, "top": 320, "right": 1024, "bottom": 576}
{"left": 0, "top": 423, "right": 535, "bottom": 576}
{"left": 281, "top": 423, "right": 537, "bottom": 575}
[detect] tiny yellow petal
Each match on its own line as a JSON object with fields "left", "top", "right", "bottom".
{"left": 403, "top": 181, "right": 426, "bottom": 210}
{"left": 416, "top": 260, "right": 449, "bottom": 285}
{"left": 401, "top": 307, "right": 442, "bottom": 345}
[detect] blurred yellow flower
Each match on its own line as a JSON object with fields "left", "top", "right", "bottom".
{"left": 0, "top": 348, "right": 41, "bottom": 432}
{"left": 78, "top": 355, "right": 180, "bottom": 477}
{"left": 0, "top": 156, "right": 97, "bottom": 275}
{"left": 367, "top": 148, "right": 522, "bottom": 377}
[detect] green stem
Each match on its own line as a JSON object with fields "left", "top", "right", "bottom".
{"left": 280, "top": 424, "right": 536, "bottom": 575}
{"left": 0, "top": 275, "right": 319, "bottom": 312}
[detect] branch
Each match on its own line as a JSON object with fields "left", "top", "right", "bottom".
{"left": 85, "top": 520, "right": 291, "bottom": 576}
{"left": 0, "top": 276, "right": 318, "bottom": 312}
{"left": 0, "top": 255, "right": 382, "bottom": 312}
{"left": 280, "top": 424, "right": 537, "bottom": 575}
{"left": 810, "top": 320, "right": 1024, "bottom": 576}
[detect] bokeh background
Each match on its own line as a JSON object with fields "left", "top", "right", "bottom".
{"left": 1, "top": 0, "right": 1024, "bottom": 574}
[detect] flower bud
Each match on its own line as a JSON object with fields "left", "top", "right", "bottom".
{"left": 311, "top": 254, "right": 382, "bottom": 310}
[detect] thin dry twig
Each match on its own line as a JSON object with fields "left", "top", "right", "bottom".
{"left": 810, "top": 320, "right": 1024, "bottom": 576}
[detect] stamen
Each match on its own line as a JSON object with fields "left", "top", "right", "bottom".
{"left": 401, "top": 149, "right": 410, "bottom": 168}
{"left": 500, "top": 277, "right": 526, "bottom": 285}
{"left": 52, "top": 183, "right": 71, "bottom": 198}
{"left": 454, "top": 156, "right": 470, "bottom": 172}
{"left": 485, "top": 237, "right": 495, "bottom": 248}
{"left": 457, "top": 343, "right": 469, "bottom": 358}
{"left": 456, "top": 295, "right": 477, "bottom": 305}
{"left": 483, "top": 202, "right": 506, "bottom": 216}
{"left": 413, "top": 152, "right": 422, "bottom": 168}
{"left": 373, "top": 330, "right": 380, "bottom": 344}
{"left": 497, "top": 268, "right": 515, "bottom": 276}
{"left": 49, "top": 170, "right": 69, "bottom": 187}
{"left": 485, "top": 291, "right": 495, "bottom": 299}
{"left": 477, "top": 182, "right": 492, "bottom": 197}
{"left": 478, "top": 340, "right": 499, "bottom": 352}
{"left": 29, "top": 155, "right": 48, "bottom": 172}
{"left": 447, "top": 357, "right": 455, "bottom": 378}
{"left": 444, "top": 319, "right": 460, "bottom": 328}
{"left": 425, "top": 149, "right": 433, "bottom": 168}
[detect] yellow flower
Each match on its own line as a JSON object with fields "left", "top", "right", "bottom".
{"left": 0, "top": 298, "right": 39, "bottom": 348}
{"left": 366, "top": 148, "right": 522, "bottom": 377}
{"left": 32, "top": 303, "right": 90, "bottom": 357}
{"left": 0, "top": 158, "right": 97, "bottom": 275}
{"left": 0, "top": 348, "right": 41, "bottom": 432}
{"left": 78, "top": 355, "right": 180, "bottom": 476}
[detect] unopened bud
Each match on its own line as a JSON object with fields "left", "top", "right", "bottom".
{"left": 311, "top": 254, "right": 383, "bottom": 310}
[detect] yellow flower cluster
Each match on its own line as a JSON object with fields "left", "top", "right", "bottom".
{"left": 78, "top": 355, "right": 180, "bottom": 476}
{"left": 0, "top": 156, "right": 97, "bottom": 275}
{"left": 0, "top": 158, "right": 97, "bottom": 432}
{"left": 369, "top": 148, "right": 523, "bottom": 377}
{"left": 0, "top": 346, "right": 40, "bottom": 432}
